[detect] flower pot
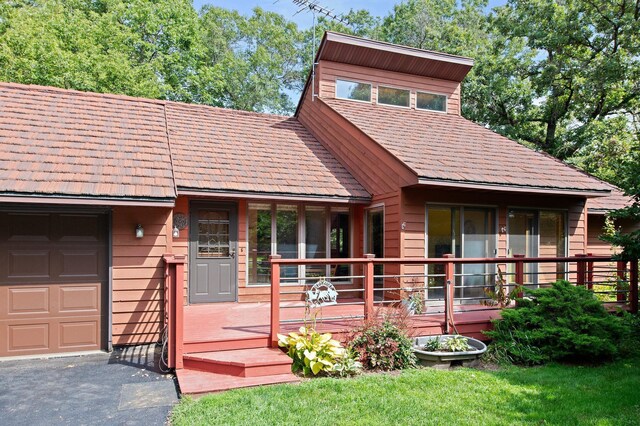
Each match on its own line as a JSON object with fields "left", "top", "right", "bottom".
{"left": 412, "top": 335, "right": 487, "bottom": 368}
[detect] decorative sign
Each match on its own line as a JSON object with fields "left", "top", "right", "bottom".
{"left": 173, "top": 213, "right": 188, "bottom": 230}
{"left": 306, "top": 279, "right": 338, "bottom": 308}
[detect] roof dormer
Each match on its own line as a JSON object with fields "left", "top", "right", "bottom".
{"left": 296, "top": 32, "right": 474, "bottom": 116}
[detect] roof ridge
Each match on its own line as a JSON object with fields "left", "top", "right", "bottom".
{"left": 0, "top": 81, "right": 295, "bottom": 120}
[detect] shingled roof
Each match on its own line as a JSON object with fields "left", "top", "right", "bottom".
{"left": 323, "top": 98, "right": 610, "bottom": 196}
{"left": 166, "top": 103, "right": 370, "bottom": 201}
{"left": 0, "top": 82, "right": 369, "bottom": 204}
{"left": 588, "top": 182, "right": 634, "bottom": 214}
{"left": 0, "top": 83, "right": 176, "bottom": 204}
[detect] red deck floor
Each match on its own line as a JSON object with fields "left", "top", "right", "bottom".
{"left": 183, "top": 301, "right": 502, "bottom": 344}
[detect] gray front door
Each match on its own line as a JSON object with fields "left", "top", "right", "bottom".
{"left": 189, "top": 202, "right": 238, "bottom": 303}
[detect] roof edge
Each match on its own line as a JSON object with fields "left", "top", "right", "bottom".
{"left": 0, "top": 193, "right": 175, "bottom": 207}
{"left": 416, "top": 177, "right": 612, "bottom": 197}
{"left": 178, "top": 188, "right": 371, "bottom": 204}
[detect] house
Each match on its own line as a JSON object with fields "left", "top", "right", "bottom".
{"left": 0, "top": 32, "right": 633, "bottom": 388}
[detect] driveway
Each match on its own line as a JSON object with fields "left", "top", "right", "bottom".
{"left": 0, "top": 345, "right": 179, "bottom": 425}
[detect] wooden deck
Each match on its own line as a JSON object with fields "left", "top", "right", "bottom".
{"left": 183, "top": 301, "right": 501, "bottom": 346}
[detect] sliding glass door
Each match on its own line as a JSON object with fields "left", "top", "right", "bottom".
{"left": 426, "top": 206, "right": 496, "bottom": 301}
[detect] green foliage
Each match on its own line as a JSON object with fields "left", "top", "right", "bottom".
{"left": 422, "top": 337, "right": 443, "bottom": 352}
{"left": 277, "top": 327, "right": 346, "bottom": 376}
{"left": 347, "top": 315, "right": 416, "bottom": 370}
{"left": 443, "top": 335, "right": 472, "bottom": 352}
{"left": 485, "top": 280, "right": 635, "bottom": 365}
{"left": 328, "top": 349, "right": 363, "bottom": 378}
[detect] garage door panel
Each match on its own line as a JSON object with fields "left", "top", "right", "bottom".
{"left": 7, "top": 287, "right": 51, "bottom": 315}
{"left": 59, "top": 250, "right": 100, "bottom": 278}
{"left": 6, "top": 213, "right": 50, "bottom": 242}
{"left": 7, "top": 250, "right": 50, "bottom": 279}
{"left": 59, "top": 285, "right": 100, "bottom": 313}
{"left": 7, "top": 322, "right": 50, "bottom": 352}
{"left": 59, "top": 320, "right": 100, "bottom": 349}
{"left": 58, "top": 214, "right": 103, "bottom": 242}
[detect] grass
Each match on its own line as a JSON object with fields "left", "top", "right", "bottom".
{"left": 170, "top": 357, "right": 640, "bottom": 426}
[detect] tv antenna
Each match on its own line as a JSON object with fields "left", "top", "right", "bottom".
{"left": 286, "top": 0, "right": 350, "bottom": 101}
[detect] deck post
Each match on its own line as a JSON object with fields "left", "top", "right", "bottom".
{"left": 576, "top": 254, "right": 587, "bottom": 288}
{"left": 617, "top": 260, "right": 627, "bottom": 302}
{"left": 514, "top": 254, "right": 525, "bottom": 299}
{"left": 270, "top": 255, "right": 282, "bottom": 348}
{"left": 443, "top": 254, "right": 455, "bottom": 334}
{"left": 163, "top": 254, "right": 186, "bottom": 370}
{"left": 630, "top": 259, "right": 638, "bottom": 314}
{"left": 364, "top": 254, "right": 375, "bottom": 319}
{"left": 174, "top": 256, "right": 185, "bottom": 369}
{"left": 586, "top": 253, "right": 594, "bottom": 291}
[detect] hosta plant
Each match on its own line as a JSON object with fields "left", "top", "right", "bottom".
{"left": 443, "top": 335, "right": 471, "bottom": 352}
{"left": 278, "top": 327, "right": 346, "bottom": 376}
{"left": 329, "top": 350, "right": 363, "bottom": 377}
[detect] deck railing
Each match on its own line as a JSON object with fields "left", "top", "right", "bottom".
{"left": 268, "top": 254, "right": 639, "bottom": 347}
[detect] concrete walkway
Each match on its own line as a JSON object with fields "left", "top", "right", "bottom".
{"left": 0, "top": 345, "right": 179, "bottom": 425}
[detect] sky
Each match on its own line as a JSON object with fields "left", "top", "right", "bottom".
{"left": 192, "top": 1, "right": 508, "bottom": 29}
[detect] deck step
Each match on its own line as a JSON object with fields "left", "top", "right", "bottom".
{"left": 183, "top": 336, "right": 270, "bottom": 354}
{"left": 176, "top": 368, "right": 300, "bottom": 396}
{"left": 183, "top": 347, "right": 293, "bottom": 377}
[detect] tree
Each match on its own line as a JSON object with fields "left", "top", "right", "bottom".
{"left": 196, "top": 6, "right": 303, "bottom": 114}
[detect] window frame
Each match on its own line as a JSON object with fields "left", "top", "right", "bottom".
{"left": 376, "top": 84, "right": 411, "bottom": 109}
{"left": 335, "top": 78, "right": 373, "bottom": 103}
{"left": 415, "top": 90, "right": 448, "bottom": 113}
{"left": 246, "top": 203, "right": 353, "bottom": 286}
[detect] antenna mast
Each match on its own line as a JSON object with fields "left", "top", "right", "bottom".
{"left": 289, "top": 0, "right": 349, "bottom": 101}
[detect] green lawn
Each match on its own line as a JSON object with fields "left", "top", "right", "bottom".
{"left": 171, "top": 358, "right": 640, "bottom": 426}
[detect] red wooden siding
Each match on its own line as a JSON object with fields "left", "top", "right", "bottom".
{"left": 112, "top": 206, "right": 172, "bottom": 345}
{"left": 587, "top": 215, "right": 640, "bottom": 257}
{"left": 317, "top": 60, "right": 462, "bottom": 115}
{"left": 298, "top": 91, "right": 417, "bottom": 195}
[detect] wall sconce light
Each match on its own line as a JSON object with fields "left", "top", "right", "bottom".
{"left": 135, "top": 224, "right": 144, "bottom": 239}
{"left": 172, "top": 226, "right": 180, "bottom": 238}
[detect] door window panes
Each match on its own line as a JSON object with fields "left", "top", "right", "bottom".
{"left": 248, "top": 204, "right": 272, "bottom": 285}
{"left": 366, "top": 208, "right": 384, "bottom": 288}
{"left": 539, "top": 211, "right": 567, "bottom": 282}
{"left": 197, "top": 210, "right": 230, "bottom": 258}
{"left": 508, "top": 210, "right": 538, "bottom": 286}
{"left": 277, "top": 205, "right": 298, "bottom": 279}
{"left": 378, "top": 86, "right": 410, "bottom": 107}
{"left": 305, "top": 207, "right": 326, "bottom": 278}
{"left": 330, "top": 211, "right": 350, "bottom": 277}
{"left": 336, "top": 79, "right": 371, "bottom": 102}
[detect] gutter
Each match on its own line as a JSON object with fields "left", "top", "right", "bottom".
{"left": 178, "top": 188, "right": 371, "bottom": 204}
{"left": 416, "top": 177, "right": 611, "bottom": 198}
{"left": 0, "top": 193, "right": 176, "bottom": 207}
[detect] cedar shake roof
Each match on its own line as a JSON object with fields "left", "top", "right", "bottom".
{"left": 0, "top": 83, "right": 176, "bottom": 203}
{"left": 166, "top": 103, "right": 370, "bottom": 200}
{"left": 323, "top": 98, "right": 611, "bottom": 196}
{"left": 0, "top": 82, "right": 369, "bottom": 203}
{"left": 588, "top": 183, "right": 633, "bottom": 214}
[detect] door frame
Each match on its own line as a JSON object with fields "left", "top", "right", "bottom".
{"left": 188, "top": 201, "right": 239, "bottom": 304}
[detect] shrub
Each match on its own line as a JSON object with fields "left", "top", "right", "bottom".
{"left": 329, "top": 349, "right": 363, "bottom": 378}
{"left": 278, "top": 327, "right": 346, "bottom": 376}
{"left": 485, "top": 280, "right": 634, "bottom": 365}
{"left": 347, "top": 314, "right": 416, "bottom": 370}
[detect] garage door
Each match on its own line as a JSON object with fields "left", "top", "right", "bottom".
{"left": 0, "top": 211, "right": 107, "bottom": 357}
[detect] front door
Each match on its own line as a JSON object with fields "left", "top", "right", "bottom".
{"left": 189, "top": 202, "right": 238, "bottom": 303}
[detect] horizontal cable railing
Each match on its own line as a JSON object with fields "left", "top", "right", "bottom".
{"left": 267, "top": 254, "right": 639, "bottom": 347}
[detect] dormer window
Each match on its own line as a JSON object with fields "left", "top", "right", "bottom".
{"left": 377, "top": 86, "right": 410, "bottom": 108}
{"left": 416, "top": 91, "right": 447, "bottom": 112}
{"left": 336, "top": 79, "right": 371, "bottom": 102}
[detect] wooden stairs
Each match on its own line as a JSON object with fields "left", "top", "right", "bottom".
{"left": 175, "top": 337, "right": 300, "bottom": 396}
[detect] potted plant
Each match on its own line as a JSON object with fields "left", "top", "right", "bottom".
{"left": 412, "top": 334, "right": 487, "bottom": 368}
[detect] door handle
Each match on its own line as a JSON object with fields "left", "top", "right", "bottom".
{"left": 230, "top": 249, "right": 236, "bottom": 259}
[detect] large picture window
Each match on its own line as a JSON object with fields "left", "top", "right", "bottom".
{"left": 248, "top": 204, "right": 351, "bottom": 285}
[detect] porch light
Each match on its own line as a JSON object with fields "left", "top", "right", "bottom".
{"left": 172, "top": 226, "right": 180, "bottom": 238}
{"left": 135, "top": 224, "right": 144, "bottom": 239}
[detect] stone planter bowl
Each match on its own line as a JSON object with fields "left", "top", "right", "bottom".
{"left": 413, "top": 335, "right": 487, "bottom": 368}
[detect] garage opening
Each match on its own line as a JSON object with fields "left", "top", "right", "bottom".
{"left": 0, "top": 209, "right": 108, "bottom": 357}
